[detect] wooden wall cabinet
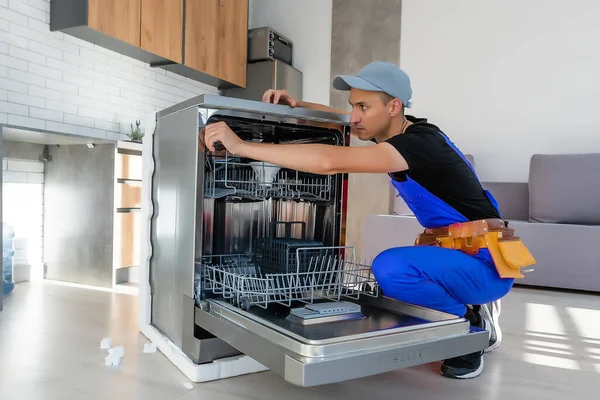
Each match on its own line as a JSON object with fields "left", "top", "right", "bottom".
{"left": 171, "top": 0, "right": 248, "bottom": 88}
{"left": 217, "top": 0, "right": 248, "bottom": 87}
{"left": 184, "top": 0, "right": 220, "bottom": 78}
{"left": 88, "top": 0, "right": 141, "bottom": 47}
{"left": 141, "top": 0, "right": 183, "bottom": 63}
{"left": 50, "top": 0, "right": 248, "bottom": 89}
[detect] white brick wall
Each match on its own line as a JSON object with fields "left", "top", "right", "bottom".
{"left": 3, "top": 158, "right": 45, "bottom": 268}
{"left": 3, "top": 158, "right": 44, "bottom": 183}
{"left": 0, "top": 0, "right": 220, "bottom": 141}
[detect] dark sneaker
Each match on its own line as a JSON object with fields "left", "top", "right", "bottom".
{"left": 440, "top": 350, "right": 484, "bottom": 379}
{"left": 440, "top": 306, "right": 487, "bottom": 379}
{"left": 480, "top": 300, "right": 502, "bottom": 353}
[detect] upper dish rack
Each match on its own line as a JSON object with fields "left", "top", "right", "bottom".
{"left": 204, "top": 154, "right": 333, "bottom": 202}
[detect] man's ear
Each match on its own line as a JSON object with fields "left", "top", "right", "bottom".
{"left": 389, "top": 98, "right": 404, "bottom": 117}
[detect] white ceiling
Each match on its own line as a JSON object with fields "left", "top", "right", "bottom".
{"left": 1, "top": 127, "right": 113, "bottom": 145}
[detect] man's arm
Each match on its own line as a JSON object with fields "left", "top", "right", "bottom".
{"left": 236, "top": 141, "right": 408, "bottom": 175}
{"left": 202, "top": 119, "right": 408, "bottom": 175}
{"left": 295, "top": 100, "right": 350, "bottom": 116}
{"left": 262, "top": 89, "right": 350, "bottom": 116}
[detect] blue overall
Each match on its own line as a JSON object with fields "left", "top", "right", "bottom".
{"left": 371, "top": 136, "right": 514, "bottom": 317}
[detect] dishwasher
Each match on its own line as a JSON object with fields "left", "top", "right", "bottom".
{"left": 148, "top": 94, "right": 489, "bottom": 387}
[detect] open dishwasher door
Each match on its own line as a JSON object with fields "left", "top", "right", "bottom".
{"left": 195, "top": 292, "right": 488, "bottom": 387}
{"left": 150, "top": 94, "right": 489, "bottom": 387}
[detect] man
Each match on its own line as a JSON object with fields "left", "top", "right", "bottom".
{"left": 204, "top": 61, "right": 524, "bottom": 379}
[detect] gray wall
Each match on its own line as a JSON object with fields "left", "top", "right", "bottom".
{"left": 43, "top": 143, "right": 115, "bottom": 287}
{"left": 3, "top": 141, "right": 44, "bottom": 161}
{"left": 330, "top": 0, "right": 402, "bottom": 257}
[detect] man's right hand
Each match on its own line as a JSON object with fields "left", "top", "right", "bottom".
{"left": 262, "top": 89, "right": 300, "bottom": 107}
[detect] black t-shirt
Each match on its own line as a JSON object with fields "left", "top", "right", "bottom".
{"left": 384, "top": 116, "right": 500, "bottom": 221}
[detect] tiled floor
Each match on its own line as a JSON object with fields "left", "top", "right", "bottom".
{"left": 0, "top": 281, "right": 599, "bottom": 399}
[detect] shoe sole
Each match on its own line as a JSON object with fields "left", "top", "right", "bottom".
{"left": 481, "top": 302, "right": 502, "bottom": 353}
{"left": 440, "top": 357, "right": 484, "bottom": 379}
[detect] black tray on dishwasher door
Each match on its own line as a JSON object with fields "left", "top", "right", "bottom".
{"left": 253, "top": 221, "right": 327, "bottom": 275}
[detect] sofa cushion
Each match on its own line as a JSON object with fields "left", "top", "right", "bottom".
{"left": 482, "top": 182, "right": 529, "bottom": 221}
{"left": 529, "top": 153, "right": 600, "bottom": 224}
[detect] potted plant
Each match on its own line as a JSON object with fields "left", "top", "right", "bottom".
{"left": 128, "top": 120, "right": 144, "bottom": 143}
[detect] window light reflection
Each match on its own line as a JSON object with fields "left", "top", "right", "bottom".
{"left": 523, "top": 303, "right": 600, "bottom": 372}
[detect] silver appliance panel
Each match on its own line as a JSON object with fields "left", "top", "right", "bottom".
{"left": 221, "top": 60, "right": 303, "bottom": 102}
{"left": 150, "top": 106, "right": 199, "bottom": 349}
{"left": 274, "top": 60, "right": 302, "bottom": 100}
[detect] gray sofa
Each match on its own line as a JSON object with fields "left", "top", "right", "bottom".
{"left": 363, "top": 153, "right": 600, "bottom": 293}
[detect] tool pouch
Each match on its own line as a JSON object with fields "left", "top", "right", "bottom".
{"left": 415, "top": 219, "right": 536, "bottom": 279}
{"left": 483, "top": 233, "right": 536, "bottom": 279}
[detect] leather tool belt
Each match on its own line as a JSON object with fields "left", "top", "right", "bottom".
{"left": 415, "top": 219, "right": 536, "bottom": 279}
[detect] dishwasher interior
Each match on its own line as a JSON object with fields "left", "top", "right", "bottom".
{"left": 149, "top": 95, "right": 489, "bottom": 387}
{"left": 196, "top": 113, "right": 379, "bottom": 318}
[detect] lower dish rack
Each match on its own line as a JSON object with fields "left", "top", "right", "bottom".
{"left": 197, "top": 246, "right": 379, "bottom": 311}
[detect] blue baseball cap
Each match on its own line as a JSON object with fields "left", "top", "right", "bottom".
{"left": 333, "top": 61, "right": 413, "bottom": 108}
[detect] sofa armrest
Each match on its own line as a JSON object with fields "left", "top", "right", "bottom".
{"left": 511, "top": 221, "right": 600, "bottom": 292}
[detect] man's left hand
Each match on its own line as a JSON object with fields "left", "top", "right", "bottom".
{"left": 204, "top": 121, "right": 244, "bottom": 154}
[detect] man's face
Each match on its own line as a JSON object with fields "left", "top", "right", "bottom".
{"left": 348, "top": 88, "right": 395, "bottom": 141}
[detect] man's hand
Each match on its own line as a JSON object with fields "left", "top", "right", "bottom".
{"left": 204, "top": 122, "right": 244, "bottom": 155}
{"left": 262, "top": 89, "right": 300, "bottom": 107}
